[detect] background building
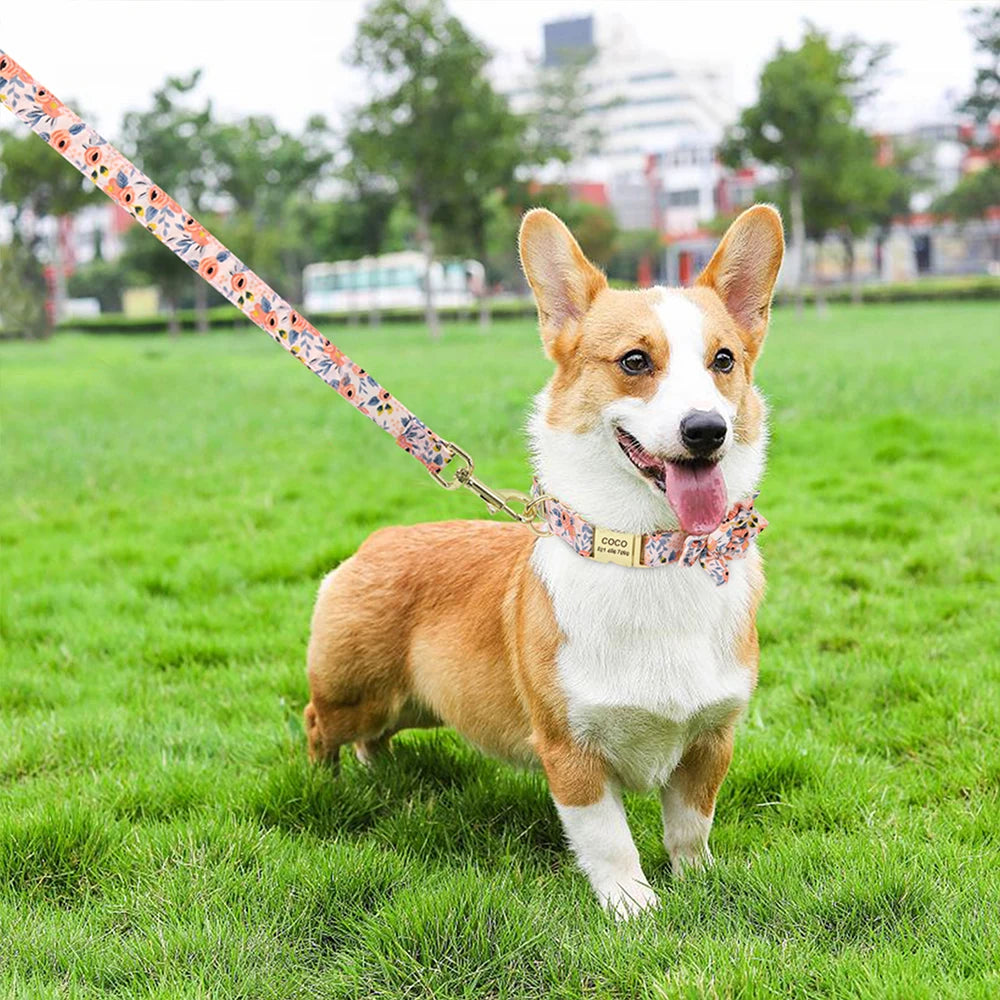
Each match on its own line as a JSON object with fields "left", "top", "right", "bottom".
{"left": 505, "top": 14, "right": 737, "bottom": 235}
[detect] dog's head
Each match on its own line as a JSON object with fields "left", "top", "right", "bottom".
{"left": 520, "top": 205, "right": 784, "bottom": 534}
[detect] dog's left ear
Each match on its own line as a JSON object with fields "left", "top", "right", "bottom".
{"left": 696, "top": 205, "right": 784, "bottom": 354}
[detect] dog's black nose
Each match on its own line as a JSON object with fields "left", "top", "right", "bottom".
{"left": 680, "top": 410, "right": 727, "bottom": 457}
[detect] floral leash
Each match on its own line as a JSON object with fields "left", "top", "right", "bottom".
{"left": 0, "top": 50, "right": 768, "bottom": 583}
{"left": 0, "top": 49, "right": 453, "bottom": 474}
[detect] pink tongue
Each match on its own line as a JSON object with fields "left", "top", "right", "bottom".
{"left": 661, "top": 462, "right": 728, "bottom": 535}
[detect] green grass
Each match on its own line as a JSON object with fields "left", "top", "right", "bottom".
{"left": 2, "top": 301, "right": 999, "bottom": 999}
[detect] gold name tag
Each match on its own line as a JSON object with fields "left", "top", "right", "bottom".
{"left": 592, "top": 528, "right": 643, "bottom": 567}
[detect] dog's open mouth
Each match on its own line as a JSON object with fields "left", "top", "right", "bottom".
{"left": 615, "top": 428, "right": 728, "bottom": 535}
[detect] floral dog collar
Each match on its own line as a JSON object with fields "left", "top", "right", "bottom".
{"left": 532, "top": 485, "right": 767, "bottom": 585}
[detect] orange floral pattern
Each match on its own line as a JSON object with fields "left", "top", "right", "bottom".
{"left": 198, "top": 257, "right": 219, "bottom": 280}
{"left": 531, "top": 481, "right": 766, "bottom": 583}
{"left": 49, "top": 128, "right": 72, "bottom": 152}
{"left": 0, "top": 48, "right": 452, "bottom": 473}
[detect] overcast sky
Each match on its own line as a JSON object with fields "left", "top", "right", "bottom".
{"left": 0, "top": 1, "right": 990, "bottom": 142}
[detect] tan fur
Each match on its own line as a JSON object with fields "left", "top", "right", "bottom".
{"left": 306, "top": 518, "right": 612, "bottom": 804}
{"left": 305, "top": 205, "right": 782, "bottom": 853}
{"left": 545, "top": 288, "right": 670, "bottom": 432}
{"left": 531, "top": 734, "right": 608, "bottom": 807}
{"left": 308, "top": 522, "right": 535, "bottom": 762}
{"left": 670, "top": 722, "right": 737, "bottom": 817}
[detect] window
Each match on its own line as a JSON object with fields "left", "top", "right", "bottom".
{"left": 628, "top": 70, "right": 676, "bottom": 84}
{"left": 667, "top": 188, "right": 701, "bottom": 208}
{"left": 622, "top": 118, "right": 693, "bottom": 132}
{"left": 627, "top": 93, "right": 688, "bottom": 108}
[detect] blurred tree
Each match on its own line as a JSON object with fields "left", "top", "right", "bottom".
{"left": 211, "top": 115, "right": 331, "bottom": 228}
{"left": 0, "top": 238, "right": 49, "bottom": 338}
{"left": 862, "top": 143, "right": 924, "bottom": 296}
{"left": 346, "top": 0, "right": 528, "bottom": 339}
{"left": 121, "top": 72, "right": 214, "bottom": 207}
{"left": 527, "top": 47, "right": 621, "bottom": 176}
{"left": 935, "top": 165, "right": 1000, "bottom": 220}
{"left": 525, "top": 185, "right": 620, "bottom": 267}
{"left": 560, "top": 200, "right": 619, "bottom": 270}
{"left": 119, "top": 222, "right": 196, "bottom": 336}
{"left": 338, "top": 153, "right": 401, "bottom": 259}
{"left": 208, "top": 114, "right": 331, "bottom": 305}
{"left": 295, "top": 190, "right": 413, "bottom": 261}
{"left": 0, "top": 123, "right": 98, "bottom": 225}
{"left": 956, "top": 5, "right": 1000, "bottom": 135}
{"left": 121, "top": 73, "right": 334, "bottom": 321}
{"left": 0, "top": 121, "right": 98, "bottom": 332}
{"left": 720, "top": 26, "right": 890, "bottom": 304}
{"left": 329, "top": 145, "right": 407, "bottom": 324}
{"left": 433, "top": 85, "right": 529, "bottom": 328}
{"left": 121, "top": 71, "right": 215, "bottom": 330}
{"left": 607, "top": 229, "right": 663, "bottom": 285}
{"left": 67, "top": 258, "right": 127, "bottom": 313}
{"left": 767, "top": 130, "right": 916, "bottom": 300}
{"left": 480, "top": 188, "right": 530, "bottom": 292}
{"left": 933, "top": 5, "right": 1000, "bottom": 264}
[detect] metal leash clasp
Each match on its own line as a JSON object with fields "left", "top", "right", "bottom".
{"left": 429, "top": 442, "right": 552, "bottom": 533}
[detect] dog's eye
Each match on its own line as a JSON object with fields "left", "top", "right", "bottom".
{"left": 711, "top": 348, "right": 735, "bottom": 373}
{"left": 619, "top": 350, "right": 652, "bottom": 375}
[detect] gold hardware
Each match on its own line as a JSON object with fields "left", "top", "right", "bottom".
{"left": 431, "top": 445, "right": 646, "bottom": 560}
{"left": 428, "top": 441, "right": 474, "bottom": 491}
{"left": 429, "top": 441, "right": 552, "bottom": 529}
{"left": 592, "top": 527, "right": 644, "bottom": 568}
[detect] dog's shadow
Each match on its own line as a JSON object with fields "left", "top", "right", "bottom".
{"left": 251, "top": 730, "right": 567, "bottom": 868}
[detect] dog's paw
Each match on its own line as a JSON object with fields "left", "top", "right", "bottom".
{"left": 668, "top": 842, "right": 714, "bottom": 878}
{"left": 354, "top": 740, "right": 389, "bottom": 767}
{"left": 599, "top": 879, "right": 660, "bottom": 920}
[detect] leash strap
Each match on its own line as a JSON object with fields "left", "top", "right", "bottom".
{"left": 0, "top": 50, "right": 453, "bottom": 474}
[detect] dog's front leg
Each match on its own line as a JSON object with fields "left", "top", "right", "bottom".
{"left": 660, "top": 725, "right": 734, "bottom": 875}
{"left": 536, "top": 735, "right": 657, "bottom": 918}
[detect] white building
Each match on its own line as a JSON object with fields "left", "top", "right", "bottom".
{"left": 61, "top": 202, "right": 132, "bottom": 266}
{"left": 503, "top": 14, "right": 737, "bottom": 233}
{"left": 892, "top": 123, "right": 965, "bottom": 213}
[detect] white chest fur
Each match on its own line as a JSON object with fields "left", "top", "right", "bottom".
{"left": 531, "top": 536, "right": 758, "bottom": 792}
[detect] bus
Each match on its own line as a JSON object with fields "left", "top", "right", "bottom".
{"left": 302, "top": 251, "right": 484, "bottom": 314}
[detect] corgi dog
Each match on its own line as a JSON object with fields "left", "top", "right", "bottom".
{"left": 305, "top": 205, "right": 784, "bottom": 917}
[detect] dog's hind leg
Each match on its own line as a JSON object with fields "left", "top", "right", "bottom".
{"left": 305, "top": 557, "right": 408, "bottom": 769}
{"left": 303, "top": 688, "right": 399, "bottom": 769}
{"left": 303, "top": 699, "right": 342, "bottom": 769}
{"left": 353, "top": 731, "right": 393, "bottom": 767}
{"left": 306, "top": 552, "right": 446, "bottom": 770}
{"left": 352, "top": 699, "right": 441, "bottom": 766}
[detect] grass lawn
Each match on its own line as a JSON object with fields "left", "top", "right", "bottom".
{"left": 2, "top": 301, "right": 999, "bottom": 998}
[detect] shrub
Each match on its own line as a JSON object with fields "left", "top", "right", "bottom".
{"left": 0, "top": 239, "right": 49, "bottom": 339}
{"left": 773, "top": 275, "right": 1000, "bottom": 306}
{"left": 53, "top": 275, "right": 1000, "bottom": 336}
{"left": 66, "top": 259, "right": 128, "bottom": 314}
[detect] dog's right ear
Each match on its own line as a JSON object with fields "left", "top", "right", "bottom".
{"left": 695, "top": 204, "right": 784, "bottom": 357}
{"left": 518, "top": 208, "right": 607, "bottom": 357}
